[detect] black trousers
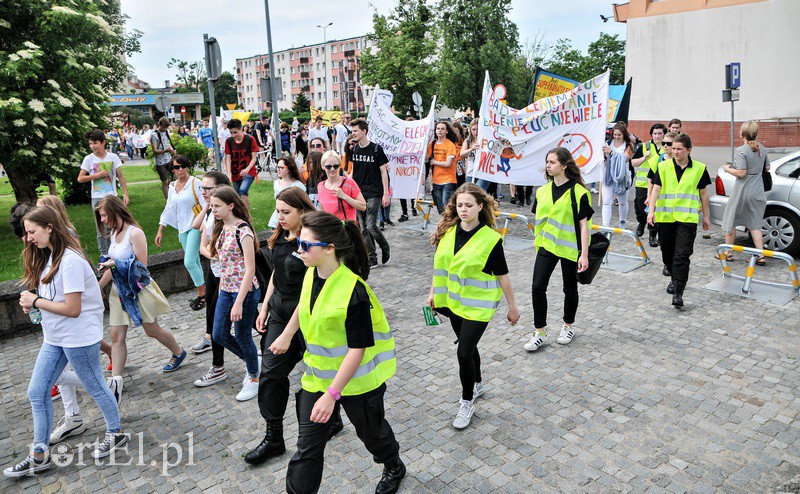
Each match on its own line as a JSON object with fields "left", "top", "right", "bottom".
{"left": 658, "top": 221, "right": 697, "bottom": 285}
{"left": 515, "top": 185, "right": 533, "bottom": 203}
{"left": 286, "top": 384, "right": 400, "bottom": 494}
{"left": 532, "top": 250, "right": 579, "bottom": 329}
{"left": 633, "top": 187, "right": 656, "bottom": 233}
{"left": 204, "top": 270, "right": 224, "bottom": 368}
{"left": 399, "top": 199, "right": 415, "bottom": 216}
{"left": 445, "top": 313, "right": 488, "bottom": 401}
{"left": 257, "top": 292, "right": 342, "bottom": 427}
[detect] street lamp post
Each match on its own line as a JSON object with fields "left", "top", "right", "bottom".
{"left": 317, "top": 22, "right": 332, "bottom": 110}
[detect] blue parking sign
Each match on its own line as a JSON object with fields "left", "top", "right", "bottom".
{"left": 727, "top": 63, "right": 741, "bottom": 89}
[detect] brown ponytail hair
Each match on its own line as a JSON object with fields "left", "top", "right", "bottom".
{"left": 21, "top": 206, "right": 88, "bottom": 289}
{"left": 545, "top": 147, "right": 585, "bottom": 187}
{"left": 432, "top": 183, "right": 497, "bottom": 246}
{"left": 300, "top": 211, "right": 370, "bottom": 280}
{"left": 268, "top": 187, "right": 316, "bottom": 249}
{"left": 740, "top": 121, "right": 760, "bottom": 152}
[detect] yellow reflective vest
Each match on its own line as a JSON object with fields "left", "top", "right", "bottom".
{"left": 654, "top": 159, "right": 706, "bottom": 224}
{"left": 635, "top": 141, "right": 662, "bottom": 188}
{"left": 533, "top": 181, "right": 592, "bottom": 261}
{"left": 298, "top": 264, "right": 396, "bottom": 396}
{"left": 433, "top": 224, "right": 503, "bottom": 322}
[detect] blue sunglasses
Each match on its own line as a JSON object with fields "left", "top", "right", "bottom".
{"left": 296, "top": 238, "right": 330, "bottom": 251}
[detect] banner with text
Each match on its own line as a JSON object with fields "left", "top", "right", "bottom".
{"left": 475, "top": 71, "right": 609, "bottom": 186}
{"left": 366, "top": 86, "right": 435, "bottom": 199}
{"left": 310, "top": 107, "right": 344, "bottom": 126}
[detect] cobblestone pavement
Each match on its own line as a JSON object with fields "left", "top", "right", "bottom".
{"left": 1, "top": 206, "right": 799, "bottom": 493}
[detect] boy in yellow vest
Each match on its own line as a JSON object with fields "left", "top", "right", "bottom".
{"left": 647, "top": 133, "right": 711, "bottom": 307}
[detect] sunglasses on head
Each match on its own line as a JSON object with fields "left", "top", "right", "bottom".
{"left": 296, "top": 238, "right": 330, "bottom": 251}
{"left": 324, "top": 164, "right": 340, "bottom": 170}
{"left": 172, "top": 163, "right": 190, "bottom": 170}
{"left": 663, "top": 142, "right": 673, "bottom": 146}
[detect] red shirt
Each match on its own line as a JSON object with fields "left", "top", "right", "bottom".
{"left": 225, "top": 135, "right": 259, "bottom": 178}
{"left": 318, "top": 177, "right": 362, "bottom": 221}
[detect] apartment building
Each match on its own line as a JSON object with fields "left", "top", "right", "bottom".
{"left": 235, "top": 34, "right": 375, "bottom": 114}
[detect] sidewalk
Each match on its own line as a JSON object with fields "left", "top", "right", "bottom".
{"left": 1, "top": 216, "right": 798, "bottom": 492}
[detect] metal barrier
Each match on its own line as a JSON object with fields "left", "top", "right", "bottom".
{"left": 492, "top": 211, "right": 536, "bottom": 251}
{"left": 710, "top": 244, "right": 800, "bottom": 299}
{"left": 414, "top": 200, "right": 436, "bottom": 231}
{"left": 590, "top": 224, "right": 651, "bottom": 272}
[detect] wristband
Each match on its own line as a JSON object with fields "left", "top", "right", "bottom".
{"left": 32, "top": 296, "right": 41, "bottom": 309}
{"left": 327, "top": 387, "right": 341, "bottom": 401}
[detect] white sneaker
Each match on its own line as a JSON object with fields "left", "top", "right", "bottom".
{"left": 50, "top": 415, "right": 86, "bottom": 444}
{"left": 523, "top": 331, "right": 546, "bottom": 352}
{"left": 473, "top": 382, "right": 485, "bottom": 400}
{"left": 236, "top": 377, "right": 259, "bottom": 401}
{"left": 557, "top": 324, "right": 575, "bottom": 345}
{"left": 106, "top": 376, "right": 123, "bottom": 408}
{"left": 194, "top": 366, "right": 228, "bottom": 387}
{"left": 243, "top": 357, "right": 262, "bottom": 385}
{"left": 452, "top": 399, "right": 475, "bottom": 429}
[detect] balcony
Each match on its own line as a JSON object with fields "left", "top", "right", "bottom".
{"left": 300, "top": 57, "right": 309, "bottom": 64}
{"left": 300, "top": 72, "right": 310, "bottom": 79}
{"left": 301, "top": 85, "right": 310, "bottom": 92}
{"left": 263, "top": 63, "right": 269, "bottom": 70}
{"left": 344, "top": 50, "right": 355, "bottom": 57}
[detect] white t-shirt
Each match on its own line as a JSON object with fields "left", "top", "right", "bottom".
{"left": 39, "top": 248, "right": 104, "bottom": 348}
{"left": 334, "top": 123, "right": 351, "bottom": 153}
{"left": 81, "top": 152, "right": 123, "bottom": 199}
{"left": 308, "top": 126, "right": 329, "bottom": 144}
{"left": 204, "top": 212, "right": 222, "bottom": 277}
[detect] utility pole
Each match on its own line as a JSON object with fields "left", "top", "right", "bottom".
{"left": 263, "top": 0, "right": 282, "bottom": 156}
{"left": 203, "top": 34, "right": 221, "bottom": 170}
{"left": 317, "top": 22, "right": 333, "bottom": 110}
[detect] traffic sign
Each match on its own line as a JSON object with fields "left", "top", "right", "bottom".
{"left": 180, "top": 106, "right": 186, "bottom": 114}
{"left": 726, "top": 63, "right": 741, "bottom": 89}
{"left": 154, "top": 95, "right": 172, "bottom": 112}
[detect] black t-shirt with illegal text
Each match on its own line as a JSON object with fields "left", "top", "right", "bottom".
{"left": 350, "top": 141, "right": 389, "bottom": 199}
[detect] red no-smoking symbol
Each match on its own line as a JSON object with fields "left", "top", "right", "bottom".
{"left": 558, "top": 133, "right": 593, "bottom": 167}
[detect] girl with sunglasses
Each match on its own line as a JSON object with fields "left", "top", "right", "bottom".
{"left": 317, "top": 150, "right": 367, "bottom": 221}
{"left": 189, "top": 171, "right": 234, "bottom": 387}
{"left": 209, "top": 186, "right": 262, "bottom": 401}
{"left": 5, "top": 207, "right": 125, "bottom": 478}
{"left": 268, "top": 156, "right": 306, "bottom": 229}
{"left": 245, "top": 188, "right": 344, "bottom": 465}
{"left": 155, "top": 155, "right": 207, "bottom": 311}
{"left": 268, "top": 211, "right": 405, "bottom": 494}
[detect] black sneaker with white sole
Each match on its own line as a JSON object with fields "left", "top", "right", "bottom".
{"left": 92, "top": 432, "right": 128, "bottom": 459}
{"left": 3, "top": 453, "right": 53, "bottom": 477}
{"left": 382, "top": 247, "right": 391, "bottom": 265}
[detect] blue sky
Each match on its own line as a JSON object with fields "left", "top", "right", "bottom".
{"left": 121, "top": 0, "right": 626, "bottom": 87}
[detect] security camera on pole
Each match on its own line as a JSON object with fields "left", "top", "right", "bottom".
{"left": 204, "top": 34, "right": 223, "bottom": 170}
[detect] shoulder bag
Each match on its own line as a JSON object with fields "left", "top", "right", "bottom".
{"left": 570, "top": 184, "right": 609, "bottom": 285}
{"left": 761, "top": 150, "right": 772, "bottom": 192}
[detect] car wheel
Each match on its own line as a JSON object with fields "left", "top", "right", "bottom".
{"left": 761, "top": 208, "right": 800, "bottom": 255}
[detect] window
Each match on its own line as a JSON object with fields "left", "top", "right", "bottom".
{"left": 316, "top": 63, "right": 320, "bottom": 70}
{"left": 776, "top": 156, "right": 800, "bottom": 178}
{"left": 291, "top": 67, "right": 295, "bottom": 74}
{"left": 340, "top": 44, "right": 344, "bottom": 51}
{"left": 290, "top": 53, "right": 294, "bottom": 60}
{"left": 333, "top": 91, "right": 339, "bottom": 99}
{"left": 332, "top": 45, "right": 337, "bottom": 54}
{"left": 332, "top": 76, "right": 338, "bottom": 83}
{"left": 292, "top": 81, "right": 296, "bottom": 88}
{"left": 332, "top": 60, "right": 337, "bottom": 69}
{"left": 317, "top": 78, "right": 322, "bottom": 85}
{"left": 356, "top": 41, "right": 360, "bottom": 49}
{"left": 315, "top": 48, "right": 319, "bottom": 56}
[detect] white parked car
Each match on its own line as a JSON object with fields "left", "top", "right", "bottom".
{"left": 708, "top": 149, "right": 800, "bottom": 256}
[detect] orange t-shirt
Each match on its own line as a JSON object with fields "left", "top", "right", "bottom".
{"left": 428, "top": 139, "right": 459, "bottom": 185}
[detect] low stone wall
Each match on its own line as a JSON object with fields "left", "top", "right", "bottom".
{"left": 0, "top": 230, "right": 271, "bottom": 339}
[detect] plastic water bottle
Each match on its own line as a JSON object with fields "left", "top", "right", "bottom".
{"left": 23, "top": 290, "right": 42, "bottom": 324}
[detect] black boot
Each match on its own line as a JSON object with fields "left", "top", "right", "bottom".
{"left": 672, "top": 283, "right": 685, "bottom": 307}
{"left": 375, "top": 458, "right": 406, "bottom": 494}
{"left": 649, "top": 229, "right": 659, "bottom": 247}
{"left": 636, "top": 223, "right": 645, "bottom": 237}
{"left": 244, "top": 421, "right": 285, "bottom": 465}
{"left": 662, "top": 266, "right": 671, "bottom": 277}
{"left": 666, "top": 281, "right": 675, "bottom": 294}
{"left": 398, "top": 214, "right": 409, "bottom": 222}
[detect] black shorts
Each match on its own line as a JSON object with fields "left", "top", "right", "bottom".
{"left": 155, "top": 163, "right": 173, "bottom": 182}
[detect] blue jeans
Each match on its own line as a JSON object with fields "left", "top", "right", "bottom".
{"left": 233, "top": 175, "right": 256, "bottom": 196}
{"left": 212, "top": 288, "right": 261, "bottom": 376}
{"left": 29, "top": 342, "right": 120, "bottom": 453}
{"left": 466, "top": 176, "right": 492, "bottom": 191}
{"left": 179, "top": 229, "right": 204, "bottom": 287}
{"left": 432, "top": 183, "right": 457, "bottom": 214}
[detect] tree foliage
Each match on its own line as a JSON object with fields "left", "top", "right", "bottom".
{"left": 545, "top": 34, "right": 626, "bottom": 85}
{"left": 0, "top": 0, "right": 132, "bottom": 204}
{"left": 360, "top": 0, "right": 438, "bottom": 116}
{"left": 293, "top": 92, "right": 310, "bottom": 114}
{"left": 167, "top": 58, "right": 206, "bottom": 91}
{"left": 436, "top": 0, "right": 521, "bottom": 112}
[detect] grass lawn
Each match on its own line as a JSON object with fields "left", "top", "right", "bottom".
{"left": 0, "top": 179, "right": 275, "bottom": 283}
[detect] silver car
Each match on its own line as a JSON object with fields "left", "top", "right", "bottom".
{"left": 708, "top": 149, "right": 800, "bottom": 255}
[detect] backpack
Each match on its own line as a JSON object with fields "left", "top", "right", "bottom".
{"left": 234, "top": 221, "right": 272, "bottom": 303}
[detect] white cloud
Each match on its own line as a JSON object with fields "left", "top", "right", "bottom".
{"left": 121, "top": 0, "right": 626, "bottom": 86}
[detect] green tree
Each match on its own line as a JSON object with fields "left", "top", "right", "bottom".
{"left": 0, "top": 0, "right": 133, "bottom": 204}
{"left": 360, "top": 0, "right": 438, "bottom": 115}
{"left": 197, "top": 70, "right": 237, "bottom": 117}
{"left": 544, "top": 33, "right": 626, "bottom": 85}
{"left": 167, "top": 58, "right": 206, "bottom": 91}
{"left": 437, "top": 0, "right": 521, "bottom": 111}
{"left": 293, "top": 92, "right": 310, "bottom": 114}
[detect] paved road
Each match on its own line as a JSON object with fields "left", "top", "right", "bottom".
{"left": 1, "top": 209, "right": 799, "bottom": 493}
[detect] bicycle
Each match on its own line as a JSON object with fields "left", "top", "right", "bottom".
{"left": 256, "top": 148, "right": 276, "bottom": 179}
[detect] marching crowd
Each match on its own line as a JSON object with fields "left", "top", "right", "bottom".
{"left": 6, "top": 110, "right": 772, "bottom": 493}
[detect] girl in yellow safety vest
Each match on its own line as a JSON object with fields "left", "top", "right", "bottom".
{"left": 524, "top": 147, "right": 593, "bottom": 352}
{"left": 268, "top": 211, "right": 405, "bottom": 494}
{"left": 427, "top": 183, "right": 520, "bottom": 430}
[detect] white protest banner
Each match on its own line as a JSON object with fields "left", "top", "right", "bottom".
{"left": 475, "top": 71, "right": 609, "bottom": 186}
{"left": 132, "top": 130, "right": 151, "bottom": 149}
{"left": 366, "top": 86, "right": 436, "bottom": 199}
